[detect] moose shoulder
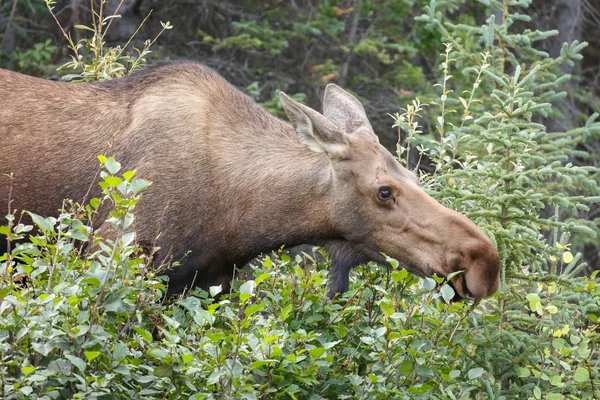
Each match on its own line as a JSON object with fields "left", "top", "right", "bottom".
{"left": 0, "top": 61, "right": 500, "bottom": 299}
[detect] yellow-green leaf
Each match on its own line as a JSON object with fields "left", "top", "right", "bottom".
{"left": 84, "top": 351, "right": 101, "bottom": 361}
{"left": 74, "top": 25, "right": 95, "bottom": 32}
{"left": 574, "top": 367, "right": 590, "bottom": 383}
{"left": 562, "top": 251, "right": 573, "bottom": 263}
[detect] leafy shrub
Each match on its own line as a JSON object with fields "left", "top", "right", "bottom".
{"left": 43, "top": 0, "right": 171, "bottom": 81}
{"left": 7, "top": 39, "right": 56, "bottom": 75}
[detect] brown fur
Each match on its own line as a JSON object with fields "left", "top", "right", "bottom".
{"left": 0, "top": 61, "right": 500, "bottom": 298}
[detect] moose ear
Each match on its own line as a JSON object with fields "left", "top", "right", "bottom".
{"left": 322, "top": 84, "right": 378, "bottom": 142}
{"left": 279, "top": 91, "right": 348, "bottom": 158}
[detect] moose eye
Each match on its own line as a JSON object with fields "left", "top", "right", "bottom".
{"left": 377, "top": 186, "right": 394, "bottom": 201}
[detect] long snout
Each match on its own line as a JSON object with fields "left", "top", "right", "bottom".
{"left": 443, "top": 211, "right": 500, "bottom": 299}
{"left": 382, "top": 188, "right": 501, "bottom": 300}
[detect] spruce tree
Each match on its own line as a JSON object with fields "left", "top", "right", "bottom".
{"left": 390, "top": 0, "right": 600, "bottom": 397}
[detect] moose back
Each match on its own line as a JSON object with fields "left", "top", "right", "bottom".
{"left": 0, "top": 62, "right": 500, "bottom": 298}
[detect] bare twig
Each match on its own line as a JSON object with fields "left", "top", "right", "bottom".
{"left": 102, "top": 0, "right": 125, "bottom": 39}
{"left": 0, "top": 0, "right": 20, "bottom": 57}
{"left": 339, "top": 0, "right": 362, "bottom": 87}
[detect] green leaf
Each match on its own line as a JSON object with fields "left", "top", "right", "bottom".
{"left": 526, "top": 293, "right": 543, "bottom": 314}
{"left": 113, "top": 342, "right": 128, "bottom": 362}
{"left": 120, "top": 231, "right": 136, "bottom": 248}
{"left": 360, "top": 336, "right": 375, "bottom": 345}
{"left": 398, "top": 360, "right": 414, "bottom": 375}
{"left": 552, "top": 338, "right": 565, "bottom": 350}
{"left": 573, "top": 367, "right": 589, "bottom": 383}
{"left": 134, "top": 327, "right": 153, "bottom": 343}
{"left": 74, "top": 24, "right": 95, "bottom": 32}
{"left": 104, "top": 157, "right": 121, "bottom": 174}
{"left": 89, "top": 197, "right": 101, "bottom": 209}
{"left": 162, "top": 314, "right": 181, "bottom": 329}
{"left": 104, "top": 298, "right": 126, "bottom": 312}
{"left": 123, "top": 170, "right": 136, "bottom": 181}
{"left": 244, "top": 303, "right": 265, "bottom": 317}
{"left": 19, "top": 387, "right": 33, "bottom": 396}
{"left": 468, "top": 367, "right": 484, "bottom": 380}
{"left": 27, "top": 212, "right": 55, "bottom": 233}
{"left": 153, "top": 364, "right": 173, "bottom": 378}
{"left": 385, "top": 255, "right": 399, "bottom": 269}
{"left": 130, "top": 178, "right": 152, "bottom": 194}
{"left": 391, "top": 269, "right": 408, "bottom": 282}
{"left": 255, "top": 273, "right": 271, "bottom": 285}
{"left": 280, "top": 304, "right": 292, "bottom": 321}
{"left": 446, "top": 270, "right": 464, "bottom": 281}
{"left": 549, "top": 375, "right": 562, "bottom": 386}
{"left": 239, "top": 280, "right": 256, "bottom": 294}
{"left": 422, "top": 277, "right": 436, "bottom": 291}
{"left": 379, "top": 300, "right": 395, "bottom": 317}
{"left": 209, "top": 285, "right": 222, "bottom": 297}
{"left": 207, "top": 369, "right": 225, "bottom": 385}
{"left": 66, "top": 355, "right": 86, "bottom": 372}
{"left": 21, "top": 366, "right": 36, "bottom": 376}
{"left": 84, "top": 351, "right": 101, "bottom": 362}
{"left": 416, "top": 366, "right": 433, "bottom": 378}
{"left": 449, "top": 370, "right": 460, "bottom": 379}
{"left": 309, "top": 347, "right": 326, "bottom": 359}
{"left": 0, "top": 287, "right": 11, "bottom": 300}
{"left": 103, "top": 175, "right": 122, "bottom": 188}
{"left": 440, "top": 283, "right": 455, "bottom": 303}
{"left": 239, "top": 280, "right": 255, "bottom": 301}
{"left": 262, "top": 257, "right": 273, "bottom": 268}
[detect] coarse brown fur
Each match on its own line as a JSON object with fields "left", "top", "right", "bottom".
{"left": 0, "top": 61, "right": 500, "bottom": 298}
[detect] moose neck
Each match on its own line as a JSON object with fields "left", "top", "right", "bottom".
{"left": 125, "top": 70, "right": 342, "bottom": 260}
{"left": 224, "top": 121, "right": 339, "bottom": 257}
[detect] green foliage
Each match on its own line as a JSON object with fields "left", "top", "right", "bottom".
{"left": 6, "top": 39, "right": 55, "bottom": 75}
{"left": 44, "top": 0, "right": 172, "bottom": 81}
{"left": 392, "top": 0, "right": 600, "bottom": 397}
{"left": 3, "top": 174, "right": 588, "bottom": 399}
{"left": 1, "top": 158, "right": 163, "bottom": 398}
{"left": 0, "top": 0, "right": 52, "bottom": 73}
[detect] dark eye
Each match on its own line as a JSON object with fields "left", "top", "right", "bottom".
{"left": 377, "top": 186, "right": 394, "bottom": 201}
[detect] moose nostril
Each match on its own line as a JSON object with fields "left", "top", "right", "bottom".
{"left": 448, "top": 273, "right": 474, "bottom": 301}
{"left": 463, "top": 278, "right": 475, "bottom": 300}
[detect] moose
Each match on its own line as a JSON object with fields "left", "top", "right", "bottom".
{"left": 0, "top": 61, "right": 500, "bottom": 299}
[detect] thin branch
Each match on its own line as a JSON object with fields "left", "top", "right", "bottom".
{"left": 339, "top": 0, "right": 362, "bottom": 87}
{"left": 0, "top": 0, "right": 20, "bottom": 57}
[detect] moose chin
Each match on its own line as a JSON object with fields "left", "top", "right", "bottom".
{"left": 0, "top": 61, "right": 500, "bottom": 299}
